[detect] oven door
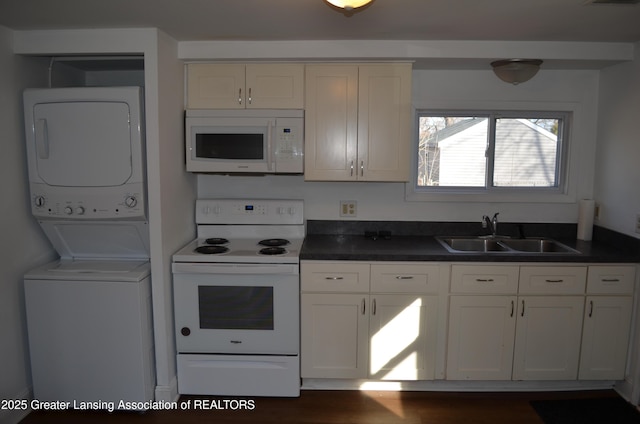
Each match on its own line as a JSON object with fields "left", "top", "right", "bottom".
{"left": 172, "top": 263, "right": 299, "bottom": 355}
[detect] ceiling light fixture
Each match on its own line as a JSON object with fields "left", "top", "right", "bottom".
{"left": 490, "top": 59, "right": 543, "bottom": 85}
{"left": 325, "top": 0, "right": 374, "bottom": 11}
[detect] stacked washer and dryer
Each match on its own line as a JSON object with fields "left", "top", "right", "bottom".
{"left": 22, "top": 87, "right": 155, "bottom": 406}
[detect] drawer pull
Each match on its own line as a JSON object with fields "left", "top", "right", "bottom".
{"left": 545, "top": 279, "right": 564, "bottom": 283}
{"left": 476, "top": 278, "right": 494, "bottom": 282}
{"left": 396, "top": 276, "right": 414, "bottom": 280}
{"left": 325, "top": 276, "right": 344, "bottom": 280}
{"left": 601, "top": 278, "right": 620, "bottom": 282}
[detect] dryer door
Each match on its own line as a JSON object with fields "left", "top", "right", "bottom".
{"left": 30, "top": 100, "right": 133, "bottom": 187}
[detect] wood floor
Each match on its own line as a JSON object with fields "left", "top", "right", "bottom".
{"left": 18, "top": 389, "right": 625, "bottom": 424}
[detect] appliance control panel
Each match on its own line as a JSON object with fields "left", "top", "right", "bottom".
{"left": 196, "top": 199, "right": 303, "bottom": 225}
{"left": 30, "top": 183, "right": 146, "bottom": 220}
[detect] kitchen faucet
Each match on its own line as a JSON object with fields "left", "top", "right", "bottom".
{"left": 482, "top": 213, "right": 499, "bottom": 238}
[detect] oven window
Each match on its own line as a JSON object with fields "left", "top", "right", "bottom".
{"left": 195, "top": 134, "right": 264, "bottom": 160}
{"left": 198, "top": 286, "right": 274, "bottom": 330}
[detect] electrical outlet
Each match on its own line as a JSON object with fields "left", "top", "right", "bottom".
{"left": 340, "top": 200, "right": 357, "bottom": 218}
{"left": 636, "top": 214, "right": 640, "bottom": 234}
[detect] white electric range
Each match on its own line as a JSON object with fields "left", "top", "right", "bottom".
{"left": 172, "top": 199, "right": 304, "bottom": 397}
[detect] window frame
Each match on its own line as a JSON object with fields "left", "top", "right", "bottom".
{"left": 408, "top": 109, "right": 572, "bottom": 202}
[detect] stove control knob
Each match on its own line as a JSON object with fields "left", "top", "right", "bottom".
{"left": 34, "top": 196, "right": 46, "bottom": 208}
{"left": 125, "top": 196, "right": 138, "bottom": 208}
{"left": 75, "top": 206, "right": 85, "bottom": 215}
{"left": 181, "top": 327, "right": 191, "bottom": 337}
{"left": 64, "top": 206, "right": 73, "bottom": 215}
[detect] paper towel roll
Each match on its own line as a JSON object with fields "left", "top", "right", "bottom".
{"left": 577, "top": 199, "right": 595, "bottom": 241}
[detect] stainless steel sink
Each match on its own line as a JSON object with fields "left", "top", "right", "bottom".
{"left": 500, "top": 238, "right": 579, "bottom": 254}
{"left": 438, "top": 237, "right": 509, "bottom": 252}
{"left": 436, "top": 236, "right": 579, "bottom": 254}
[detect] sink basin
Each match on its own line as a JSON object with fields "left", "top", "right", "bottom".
{"left": 438, "top": 237, "right": 509, "bottom": 252}
{"left": 500, "top": 238, "right": 579, "bottom": 254}
{"left": 436, "top": 236, "right": 579, "bottom": 254}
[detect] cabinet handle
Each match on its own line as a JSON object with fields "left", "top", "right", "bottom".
{"left": 325, "top": 276, "right": 344, "bottom": 280}
{"left": 589, "top": 300, "right": 594, "bottom": 318}
{"left": 372, "top": 298, "right": 377, "bottom": 315}
{"left": 361, "top": 298, "right": 366, "bottom": 315}
{"left": 248, "top": 87, "right": 252, "bottom": 104}
{"left": 601, "top": 278, "right": 620, "bottom": 282}
{"left": 510, "top": 300, "right": 515, "bottom": 317}
{"left": 521, "top": 299, "right": 525, "bottom": 317}
{"left": 350, "top": 160, "right": 354, "bottom": 177}
{"left": 238, "top": 88, "right": 242, "bottom": 104}
{"left": 360, "top": 160, "right": 364, "bottom": 177}
{"left": 545, "top": 279, "right": 564, "bottom": 283}
{"left": 396, "top": 276, "right": 414, "bottom": 280}
{"left": 476, "top": 278, "right": 494, "bottom": 282}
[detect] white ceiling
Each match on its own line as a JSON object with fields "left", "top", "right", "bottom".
{"left": 1, "top": 0, "right": 639, "bottom": 43}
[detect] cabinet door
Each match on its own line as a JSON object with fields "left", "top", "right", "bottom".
{"left": 513, "top": 296, "right": 584, "bottom": 380}
{"left": 186, "top": 64, "right": 245, "bottom": 109}
{"left": 369, "top": 295, "right": 438, "bottom": 380}
{"left": 579, "top": 296, "right": 633, "bottom": 380}
{"left": 245, "top": 64, "right": 304, "bottom": 109}
{"left": 304, "top": 65, "right": 359, "bottom": 181}
{"left": 357, "top": 64, "right": 412, "bottom": 181}
{"left": 447, "top": 296, "right": 517, "bottom": 380}
{"left": 301, "top": 293, "right": 369, "bottom": 379}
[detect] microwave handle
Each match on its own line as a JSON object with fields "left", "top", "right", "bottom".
{"left": 267, "top": 120, "right": 273, "bottom": 172}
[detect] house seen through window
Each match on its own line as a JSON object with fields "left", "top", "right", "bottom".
{"left": 417, "top": 111, "right": 568, "bottom": 191}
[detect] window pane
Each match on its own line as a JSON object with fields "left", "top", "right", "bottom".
{"left": 493, "top": 118, "right": 560, "bottom": 187}
{"left": 418, "top": 116, "right": 488, "bottom": 187}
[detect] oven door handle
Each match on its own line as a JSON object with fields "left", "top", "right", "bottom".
{"left": 172, "top": 262, "right": 298, "bottom": 275}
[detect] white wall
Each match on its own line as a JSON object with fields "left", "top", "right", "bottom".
{"left": 199, "top": 67, "right": 600, "bottom": 225}
{"left": 594, "top": 42, "right": 640, "bottom": 239}
{"left": 0, "top": 26, "right": 56, "bottom": 424}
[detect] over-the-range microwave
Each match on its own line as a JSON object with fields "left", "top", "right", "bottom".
{"left": 185, "top": 109, "right": 304, "bottom": 174}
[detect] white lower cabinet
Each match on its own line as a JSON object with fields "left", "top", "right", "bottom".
{"left": 578, "top": 265, "right": 635, "bottom": 380}
{"left": 512, "top": 296, "right": 584, "bottom": 380}
{"left": 447, "top": 295, "right": 517, "bottom": 380}
{"left": 301, "top": 261, "right": 441, "bottom": 380}
{"left": 302, "top": 261, "right": 636, "bottom": 384}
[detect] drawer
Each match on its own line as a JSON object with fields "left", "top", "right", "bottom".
{"left": 301, "top": 261, "right": 370, "bottom": 293}
{"left": 370, "top": 263, "right": 440, "bottom": 294}
{"left": 451, "top": 265, "right": 519, "bottom": 294}
{"left": 519, "top": 266, "right": 587, "bottom": 294}
{"left": 587, "top": 265, "right": 636, "bottom": 295}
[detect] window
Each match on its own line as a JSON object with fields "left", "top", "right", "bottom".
{"left": 416, "top": 111, "right": 568, "bottom": 192}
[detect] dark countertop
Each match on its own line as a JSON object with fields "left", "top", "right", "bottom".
{"left": 300, "top": 221, "right": 640, "bottom": 263}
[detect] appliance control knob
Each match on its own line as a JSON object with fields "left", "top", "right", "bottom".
{"left": 64, "top": 206, "right": 73, "bottom": 215}
{"left": 75, "top": 206, "right": 85, "bottom": 215}
{"left": 125, "top": 196, "right": 138, "bottom": 208}
{"left": 34, "top": 196, "right": 45, "bottom": 208}
{"left": 181, "top": 327, "right": 191, "bottom": 336}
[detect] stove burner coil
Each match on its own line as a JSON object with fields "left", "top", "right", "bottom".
{"left": 195, "top": 245, "right": 229, "bottom": 255}
{"left": 259, "top": 247, "right": 287, "bottom": 256}
{"left": 205, "top": 238, "right": 229, "bottom": 245}
{"left": 258, "top": 238, "right": 290, "bottom": 247}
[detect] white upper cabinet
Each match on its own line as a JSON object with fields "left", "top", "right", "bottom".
{"left": 304, "top": 63, "right": 412, "bottom": 181}
{"left": 186, "top": 63, "right": 304, "bottom": 109}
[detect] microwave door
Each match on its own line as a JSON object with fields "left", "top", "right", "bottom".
{"left": 189, "top": 124, "right": 271, "bottom": 173}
